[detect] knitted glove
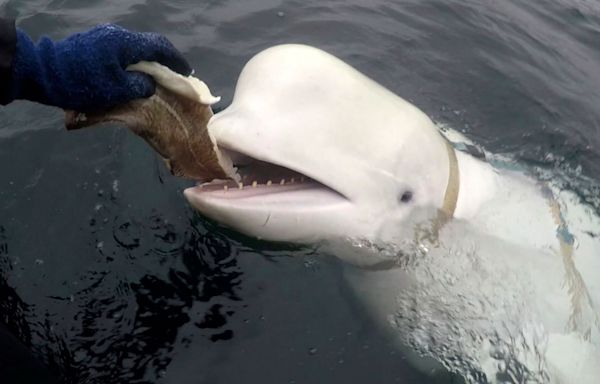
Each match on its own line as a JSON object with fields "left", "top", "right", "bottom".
{"left": 8, "top": 24, "right": 191, "bottom": 110}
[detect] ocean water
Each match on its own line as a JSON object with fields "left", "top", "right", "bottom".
{"left": 1, "top": 1, "right": 600, "bottom": 383}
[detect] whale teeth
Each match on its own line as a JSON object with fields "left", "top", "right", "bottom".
{"left": 280, "top": 179, "right": 285, "bottom": 185}
{"left": 238, "top": 182, "right": 243, "bottom": 190}
{"left": 291, "top": 177, "right": 295, "bottom": 183}
{"left": 300, "top": 176, "right": 305, "bottom": 183}
{"left": 224, "top": 185, "right": 228, "bottom": 192}
{"left": 267, "top": 180, "right": 272, "bottom": 186}
{"left": 252, "top": 181, "right": 258, "bottom": 188}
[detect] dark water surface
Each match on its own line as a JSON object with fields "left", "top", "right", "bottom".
{"left": 1, "top": 1, "right": 600, "bottom": 383}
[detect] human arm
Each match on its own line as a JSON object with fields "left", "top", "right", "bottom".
{"left": 0, "top": 18, "right": 16, "bottom": 105}
{"left": 0, "top": 18, "right": 191, "bottom": 110}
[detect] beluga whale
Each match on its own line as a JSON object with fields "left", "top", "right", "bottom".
{"left": 185, "top": 44, "right": 600, "bottom": 383}
{"left": 71, "top": 45, "right": 600, "bottom": 383}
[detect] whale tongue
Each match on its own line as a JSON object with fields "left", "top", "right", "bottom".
{"left": 64, "top": 63, "right": 237, "bottom": 182}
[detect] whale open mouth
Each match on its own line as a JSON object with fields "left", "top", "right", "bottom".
{"left": 185, "top": 147, "right": 347, "bottom": 204}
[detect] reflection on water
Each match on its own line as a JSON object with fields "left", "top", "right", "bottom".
{"left": 0, "top": 276, "right": 32, "bottom": 349}
{"left": 0, "top": 118, "right": 244, "bottom": 383}
{"left": 2, "top": 208, "right": 243, "bottom": 383}
{"left": 61, "top": 215, "right": 241, "bottom": 383}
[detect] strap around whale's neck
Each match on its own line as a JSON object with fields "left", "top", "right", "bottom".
{"left": 362, "top": 136, "right": 462, "bottom": 271}
{"left": 414, "top": 137, "right": 460, "bottom": 246}
{"left": 441, "top": 138, "right": 460, "bottom": 219}
{"left": 355, "top": 135, "right": 461, "bottom": 271}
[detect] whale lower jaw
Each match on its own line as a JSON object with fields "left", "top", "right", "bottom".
{"left": 184, "top": 184, "right": 354, "bottom": 243}
{"left": 184, "top": 179, "right": 346, "bottom": 210}
{"left": 184, "top": 145, "right": 347, "bottom": 209}
{"left": 183, "top": 145, "right": 356, "bottom": 242}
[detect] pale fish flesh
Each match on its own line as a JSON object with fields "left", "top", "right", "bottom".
{"left": 64, "top": 62, "right": 237, "bottom": 182}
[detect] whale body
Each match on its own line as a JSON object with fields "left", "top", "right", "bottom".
{"left": 181, "top": 45, "right": 600, "bottom": 383}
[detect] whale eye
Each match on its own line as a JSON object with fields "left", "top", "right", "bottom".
{"left": 399, "top": 190, "right": 413, "bottom": 204}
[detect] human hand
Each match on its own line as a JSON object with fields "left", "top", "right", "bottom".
{"left": 10, "top": 24, "right": 192, "bottom": 110}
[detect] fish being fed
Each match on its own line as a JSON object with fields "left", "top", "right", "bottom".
{"left": 64, "top": 62, "right": 238, "bottom": 182}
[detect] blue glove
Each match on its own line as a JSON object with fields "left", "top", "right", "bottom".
{"left": 9, "top": 24, "right": 192, "bottom": 110}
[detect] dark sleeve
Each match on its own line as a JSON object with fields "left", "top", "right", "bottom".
{"left": 0, "top": 17, "right": 17, "bottom": 105}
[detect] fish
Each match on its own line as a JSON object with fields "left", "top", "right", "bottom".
{"left": 64, "top": 62, "right": 237, "bottom": 182}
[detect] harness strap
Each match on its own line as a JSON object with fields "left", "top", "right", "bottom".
{"left": 441, "top": 138, "right": 460, "bottom": 219}
{"left": 366, "top": 136, "right": 460, "bottom": 270}
{"left": 544, "top": 187, "right": 599, "bottom": 339}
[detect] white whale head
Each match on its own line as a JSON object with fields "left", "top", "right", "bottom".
{"left": 184, "top": 44, "right": 454, "bottom": 243}
{"left": 181, "top": 45, "right": 600, "bottom": 381}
